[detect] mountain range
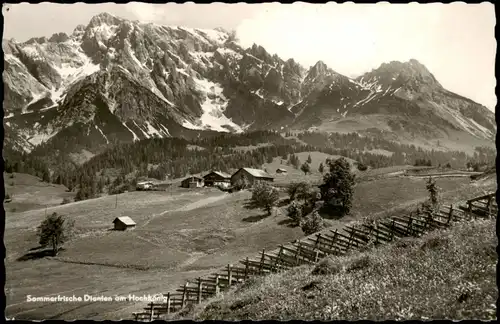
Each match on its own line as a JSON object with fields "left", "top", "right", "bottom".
{"left": 3, "top": 12, "right": 496, "bottom": 162}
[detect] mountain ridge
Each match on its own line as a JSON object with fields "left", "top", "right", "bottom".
{"left": 2, "top": 12, "right": 495, "bottom": 162}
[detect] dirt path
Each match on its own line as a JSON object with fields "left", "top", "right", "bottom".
{"left": 140, "top": 192, "right": 230, "bottom": 228}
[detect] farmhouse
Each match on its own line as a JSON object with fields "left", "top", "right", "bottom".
{"left": 181, "top": 176, "right": 204, "bottom": 188}
{"left": 231, "top": 168, "right": 274, "bottom": 186}
{"left": 203, "top": 171, "right": 231, "bottom": 188}
{"left": 136, "top": 181, "right": 154, "bottom": 190}
{"left": 276, "top": 168, "right": 287, "bottom": 174}
{"left": 113, "top": 216, "right": 136, "bottom": 231}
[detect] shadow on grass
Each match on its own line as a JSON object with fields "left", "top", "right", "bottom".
{"left": 277, "top": 219, "right": 299, "bottom": 227}
{"left": 277, "top": 198, "right": 291, "bottom": 207}
{"left": 17, "top": 248, "right": 66, "bottom": 261}
{"left": 317, "top": 205, "right": 346, "bottom": 220}
{"left": 242, "top": 214, "right": 270, "bottom": 223}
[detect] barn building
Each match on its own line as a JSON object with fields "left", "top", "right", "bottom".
{"left": 203, "top": 171, "right": 231, "bottom": 188}
{"left": 136, "top": 181, "right": 154, "bottom": 190}
{"left": 181, "top": 176, "right": 204, "bottom": 188}
{"left": 231, "top": 168, "right": 274, "bottom": 186}
{"left": 113, "top": 216, "right": 136, "bottom": 231}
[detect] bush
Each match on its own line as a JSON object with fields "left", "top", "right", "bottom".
{"left": 287, "top": 182, "right": 309, "bottom": 201}
{"left": 311, "top": 258, "right": 342, "bottom": 275}
{"left": 346, "top": 255, "right": 373, "bottom": 273}
{"left": 357, "top": 162, "right": 368, "bottom": 171}
{"left": 286, "top": 201, "right": 304, "bottom": 226}
{"left": 60, "top": 197, "right": 71, "bottom": 205}
{"left": 300, "top": 211, "right": 326, "bottom": 235}
{"left": 5, "top": 193, "right": 11, "bottom": 200}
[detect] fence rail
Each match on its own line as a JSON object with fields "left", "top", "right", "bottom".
{"left": 132, "top": 192, "right": 496, "bottom": 321}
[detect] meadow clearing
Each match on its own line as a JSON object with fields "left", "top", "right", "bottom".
{"left": 4, "top": 157, "right": 495, "bottom": 320}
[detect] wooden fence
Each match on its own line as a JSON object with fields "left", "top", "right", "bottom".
{"left": 132, "top": 192, "right": 496, "bottom": 321}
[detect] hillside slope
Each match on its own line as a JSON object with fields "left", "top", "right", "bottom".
{"left": 179, "top": 218, "right": 497, "bottom": 321}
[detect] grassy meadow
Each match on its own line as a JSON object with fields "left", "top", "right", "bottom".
{"left": 4, "top": 163, "right": 496, "bottom": 320}
{"left": 181, "top": 217, "right": 497, "bottom": 321}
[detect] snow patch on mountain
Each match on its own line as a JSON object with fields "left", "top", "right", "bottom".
{"left": 24, "top": 127, "right": 59, "bottom": 147}
{"left": 133, "top": 120, "right": 150, "bottom": 139}
{"left": 468, "top": 118, "right": 493, "bottom": 138}
{"left": 95, "top": 124, "right": 109, "bottom": 144}
{"left": 197, "top": 28, "right": 228, "bottom": 44}
{"left": 182, "top": 76, "right": 243, "bottom": 133}
{"left": 89, "top": 24, "right": 119, "bottom": 41}
{"left": 122, "top": 122, "right": 140, "bottom": 141}
{"left": 158, "top": 123, "right": 171, "bottom": 137}
{"left": 145, "top": 121, "right": 162, "bottom": 138}
{"left": 251, "top": 88, "right": 265, "bottom": 100}
{"left": 216, "top": 47, "right": 243, "bottom": 60}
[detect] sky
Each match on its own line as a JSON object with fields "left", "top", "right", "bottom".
{"left": 2, "top": 2, "right": 496, "bottom": 111}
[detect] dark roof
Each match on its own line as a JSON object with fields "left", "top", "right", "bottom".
{"left": 182, "top": 176, "right": 203, "bottom": 182}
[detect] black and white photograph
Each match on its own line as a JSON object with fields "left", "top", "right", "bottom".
{"left": 2, "top": 1, "right": 497, "bottom": 321}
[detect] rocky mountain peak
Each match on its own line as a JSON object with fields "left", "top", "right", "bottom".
{"left": 87, "top": 12, "right": 123, "bottom": 28}
{"left": 49, "top": 32, "right": 69, "bottom": 43}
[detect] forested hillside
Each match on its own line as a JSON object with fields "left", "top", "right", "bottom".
{"left": 4, "top": 130, "right": 495, "bottom": 203}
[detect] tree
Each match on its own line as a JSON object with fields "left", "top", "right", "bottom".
{"left": 37, "top": 212, "right": 74, "bottom": 256}
{"left": 300, "top": 162, "right": 311, "bottom": 175}
{"left": 424, "top": 177, "right": 440, "bottom": 213}
{"left": 307, "top": 154, "right": 312, "bottom": 164}
{"left": 287, "top": 181, "right": 310, "bottom": 201}
{"left": 233, "top": 173, "right": 250, "bottom": 191}
{"left": 286, "top": 201, "right": 304, "bottom": 226}
{"left": 266, "top": 155, "right": 274, "bottom": 163}
{"left": 300, "top": 211, "right": 326, "bottom": 235}
{"left": 318, "top": 162, "right": 324, "bottom": 174}
{"left": 247, "top": 181, "right": 280, "bottom": 215}
{"left": 321, "top": 157, "right": 356, "bottom": 217}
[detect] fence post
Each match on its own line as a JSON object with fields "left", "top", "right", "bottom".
{"left": 259, "top": 249, "right": 265, "bottom": 275}
{"left": 215, "top": 275, "right": 220, "bottom": 296}
{"left": 407, "top": 217, "right": 414, "bottom": 236}
{"left": 346, "top": 232, "right": 353, "bottom": 251}
{"left": 314, "top": 250, "right": 320, "bottom": 263}
{"left": 329, "top": 230, "right": 338, "bottom": 252}
{"left": 181, "top": 282, "right": 188, "bottom": 308}
{"left": 447, "top": 204, "right": 454, "bottom": 224}
{"left": 227, "top": 264, "right": 233, "bottom": 287}
{"left": 197, "top": 277, "right": 202, "bottom": 304}
{"left": 314, "top": 234, "right": 321, "bottom": 250}
{"left": 166, "top": 292, "right": 171, "bottom": 315}
{"left": 278, "top": 245, "right": 285, "bottom": 271}
{"left": 467, "top": 202, "right": 472, "bottom": 220}
{"left": 295, "top": 243, "right": 301, "bottom": 265}
{"left": 149, "top": 302, "right": 154, "bottom": 322}
{"left": 487, "top": 196, "right": 492, "bottom": 218}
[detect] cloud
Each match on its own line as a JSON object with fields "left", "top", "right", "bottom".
{"left": 124, "top": 2, "right": 164, "bottom": 23}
